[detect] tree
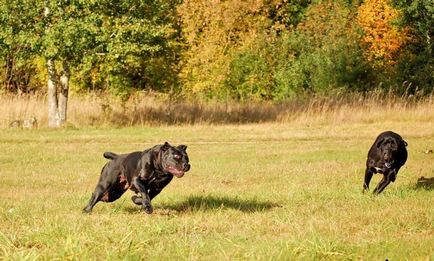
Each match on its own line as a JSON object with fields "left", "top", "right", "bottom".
{"left": 177, "top": 0, "right": 265, "bottom": 98}
{"left": 393, "top": 0, "right": 433, "bottom": 91}
{"left": 289, "top": 0, "right": 369, "bottom": 92}
{"left": 85, "top": 0, "right": 181, "bottom": 97}
{"left": 43, "top": 2, "right": 77, "bottom": 127}
{"left": 0, "top": 0, "right": 42, "bottom": 93}
{"left": 177, "top": 0, "right": 310, "bottom": 100}
{"left": 357, "top": 0, "right": 409, "bottom": 67}
{"left": 0, "top": 0, "right": 180, "bottom": 127}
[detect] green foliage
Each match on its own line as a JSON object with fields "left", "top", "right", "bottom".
{"left": 0, "top": 0, "right": 180, "bottom": 95}
{"left": 225, "top": 48, "right": 274, "bottom": 101}
{"left": 222, "top": 1, "right": 370, "bottom": 100}
{"left": 177, "top": 0, "right": 266, "bottom": 99}
{"left": 267, "top": 0, "right": 312, "bottom": 31}
{"left": 48, "top": 0, "right": 181, "bottom": 94}
{"left": 178, "top": 0, "right": 312, "bottom": 100}
{"left": 393, "top": 0, "right": 433, "bottom": 49}
{"left": 393, "top": 0, "right": 434, "bottom": 92}
{"left": 290, "top": 1, "right": 371, "bottom": 92}
{"left": 0, "top": 0, "right": 43, "bottom": 93}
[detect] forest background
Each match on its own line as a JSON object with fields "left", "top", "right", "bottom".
{"left": 0, "top": 0, "right": 432, "bottom": 126}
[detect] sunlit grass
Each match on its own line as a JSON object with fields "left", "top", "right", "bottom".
{"left": 1, "top": 91, "right": 433, "bottom": 127}
{"left": 0, "top": 109, "right": 433, "bottom": 259}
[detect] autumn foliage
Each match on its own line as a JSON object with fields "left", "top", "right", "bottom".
{"left": 0, "top": 0, "right": 431, "bottom": 100}
{"left": 177, "top": 0, "right": 264, "bottom": 97}
{"left": 357, "top": 0, "right": 409, "bottom": 67}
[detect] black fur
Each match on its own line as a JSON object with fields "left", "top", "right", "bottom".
{"left": 83, "top": 142, "right": 190, "bottom": 213}
{"left": 364, "top": 131, "right": 408, "bottom": 194}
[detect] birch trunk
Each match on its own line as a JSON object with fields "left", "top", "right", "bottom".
{"left": 58, "top": 61, "right": 70, "bottom": 125}
{"left": 45, "top": 4, "right": 69, "bottom": 128}
{"left": 47, "top": 59, "right": 60, "bottom": 128}
{"left": 45, "top": 4, "right": 61, "bottom": 128}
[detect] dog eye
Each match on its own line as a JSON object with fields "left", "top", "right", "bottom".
{"left": 174, "top": 154, "right": 181, "bottom": 160}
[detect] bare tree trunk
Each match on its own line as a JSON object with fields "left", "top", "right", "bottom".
{"left": 47, "top": 59, "right": 60, "bottom": 128}
{"left": 44, "top": 3, "right": 69, "bottom": 128}
{"left": 45, "top": 4, "right": 61, "bottom": 128}
{"left": 58, "top": 60, "right": 70, "bottom": 125}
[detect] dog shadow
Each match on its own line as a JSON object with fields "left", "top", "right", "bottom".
{"left": 414, "top": 176, "right": 434, "bottom": 190}
{"left": 158, "top": 194, "right": 281, "bottom": 213}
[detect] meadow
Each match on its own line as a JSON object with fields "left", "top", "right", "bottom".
{"left": 0, "top": 98, "right": 433, "bottom": 260}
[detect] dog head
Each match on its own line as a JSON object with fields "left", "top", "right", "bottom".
{"left": 160, "top": 142, "right": 190, "bottom": 178}
{"left": 377, "top": 137, "right": 402, "bottom": 168}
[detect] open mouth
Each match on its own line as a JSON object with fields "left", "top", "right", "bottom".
{"left": 165, "top": 166, "right": 185, "bottom": 178}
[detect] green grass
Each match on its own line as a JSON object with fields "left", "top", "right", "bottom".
{"left": 0, "top": 120, "right": 433, "bottom": 260}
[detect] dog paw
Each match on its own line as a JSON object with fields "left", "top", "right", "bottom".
{"left": 143, "top": 203, "right": 153, "bottom": 214}
{"left": 131, "top": 195, "right": 142, "bottom": 205}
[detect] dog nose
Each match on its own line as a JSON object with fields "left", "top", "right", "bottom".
{"left": 183, "top": 163, "right": 190, "bottom": 171}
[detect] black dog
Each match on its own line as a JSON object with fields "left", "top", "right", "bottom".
{"left": 83, "top": 142, "right": 190, "bottom": 213}
{"left": 364, "top": 131, "right": 408, "bottom": 194}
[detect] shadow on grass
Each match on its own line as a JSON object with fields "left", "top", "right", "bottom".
{"left": 159, "top": 194, "right": 281, "bottom": 213}
{"left": 414, "top": 176, "right": 434, "bottom": 190}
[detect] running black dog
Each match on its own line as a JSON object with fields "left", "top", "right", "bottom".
{"left": 83, "top": 142, "right": 190, "bottom": 213}
{"left": 363, "top": 131, "right": 408, "bottom": 194}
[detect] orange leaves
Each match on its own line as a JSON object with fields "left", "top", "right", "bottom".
{"left": 357, "top": 0, "right": 409, "bottom": 67}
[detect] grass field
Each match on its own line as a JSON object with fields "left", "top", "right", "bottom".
{"left": 0, "top": 112, "right": 433, "bottom": 259}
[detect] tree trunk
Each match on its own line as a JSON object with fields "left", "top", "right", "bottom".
{"left": 58, "top": 60, "right": 70, "bottom": 125}
{"left": 45, "top": 4, "right": 62, "bottom": 128}
{"left": 47, "top": 59, "right": 60, "bottom": 128}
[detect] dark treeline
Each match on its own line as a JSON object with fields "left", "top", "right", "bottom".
{"left": 0, "top": 0, "right": 432, "bottom": 101}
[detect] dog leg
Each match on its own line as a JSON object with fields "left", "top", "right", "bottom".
{"left": 148, "top": 176, "right": 173, "bottom": 200}
{"left": 363, "top": 168, "right": 374, "bottom": 193}
{"left": 373, "top": 174, "right": 391, "bottom": 194}
{"left": 373, "top": 177, "right": 390, "bottom": 194}
{"left": 148, "top": 188, "right": 164, "bottom": 201}
{"left": 83, "top": 193, "right": 98, "bottom": 213}
{"left": 131, "top": 176, "right": 173, "bottom": 206}
{"left": 132, "top": 178, "right": 153, "bottom": 214}
{"left": 83, "top": 184, "right": 107, "bottom": 213}
{"left": 373, "top": 170, "right": 396, "bottom": 194}
{"left": 83, "top": 170, "right": 122, "bottom": 213}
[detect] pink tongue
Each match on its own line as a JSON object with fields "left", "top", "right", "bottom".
{"left": 173, "top": 169, "right": 184, "bottom": 175}
{"left": 167, "top": 166, "right": 183, "bottom": 176}
{"left": 175, "top": 172, "right": 184, "bottom": 177}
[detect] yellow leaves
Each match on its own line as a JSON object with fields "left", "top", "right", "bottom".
{"left": 357, "top": 0, "right": 409, "bottom": 67}
{"left": 178, "top": 0, "right": 266, "bottom": 95}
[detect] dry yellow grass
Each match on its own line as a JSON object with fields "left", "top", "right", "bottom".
{"left": 1, "top": 91, "right": 433, "bottom": 128}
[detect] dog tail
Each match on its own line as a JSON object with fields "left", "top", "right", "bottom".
{"left": 103, "top": 152, "right": 118, "bottom": 160}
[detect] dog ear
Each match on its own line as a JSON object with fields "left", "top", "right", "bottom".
{"left": 161, "top": 142, "right": 171, "bottom": 151}
{"left": 178, "top": 145, "right": 187, "bottom": 152}
{"left": 376, "top": 138, "right": 385, "bottom": 148}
